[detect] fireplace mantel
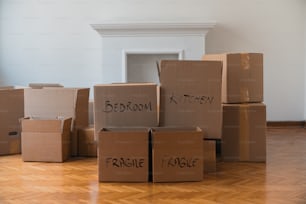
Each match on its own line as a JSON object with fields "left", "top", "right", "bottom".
{"left": 91, "top": 21, "right": 216, "bottom": 83}
{"left": 91, "top": 22, "right": 216, "bottom": 36}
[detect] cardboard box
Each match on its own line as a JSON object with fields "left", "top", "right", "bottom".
{"left": 0, "top": 87, "right": 24, "bottom": 155}
{"left": 203, "top": 140, "right": 216, "bottom": 173}
{"left": 78, "top": 126, "right": 97, "bottom": 157}
{"left": 99, "top": 128, "right": 149, "bottom": 182}
{"left": 94, "top": 83, "right": 158, "bottom": 139}
{"left": 159, "top": 60, "right": 222, "bottom": 139}
{"left": 203, "top": 53, "right": 263, "bottom": 103}
{"left": 21, "top": 117, "right": 72, "bottom": 162}
{"left": 24, "top": 87, "right": 89, "bottom": 156}
{"left": 151, "top": 127, "right": 203, "bottom": 182}
{"left": 222, "top": 103, "right": 266, "bottom": 162}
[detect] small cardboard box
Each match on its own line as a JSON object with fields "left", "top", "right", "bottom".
{"left": 94, "top": 83, "right": 158, "bottom": 139}
{"left": 151, "top": 127, "right": 204, "bottom": 182}
{"left": 203, "top": 140, "right": 216, "bottom": 173}
{"left": 159, "top": 60, "right": 222, "bottom": 139}
{"left": 24, "top": 87, "right": 89, "bottom": 156}
{"left": 0, "top": 87, "right": 24, "bottom": 155}
{"left": 21, "top": 117, "right": 72, "bottom": 162}
{"left": 203, "top": 53, "right": 263, "bottom": 103}
{"left": 78, "top": 126, "right": 97, "bottom": 157}
{"left": 222, "top": 103, "right": 266, "bottom": 162}
{"left": 99, "top": 128, "right": 149, "bottom": 182}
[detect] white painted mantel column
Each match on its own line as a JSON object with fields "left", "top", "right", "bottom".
{"left": 91, "top": 22, "right": 216, "bottom": 83}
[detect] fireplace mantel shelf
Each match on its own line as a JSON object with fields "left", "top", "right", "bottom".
{"left": 91, "top": 21, "right": 216, "bottom": 37}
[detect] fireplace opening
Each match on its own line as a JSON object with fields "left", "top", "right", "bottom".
{"left": 126, "top": 53, "right": 179, "bottom": 84}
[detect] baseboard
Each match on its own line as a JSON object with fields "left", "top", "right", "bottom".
{"left": 267, "top": 121, "right": 305, "bottom": 128}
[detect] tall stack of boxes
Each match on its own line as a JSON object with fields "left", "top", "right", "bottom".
{"left": 159, "top": 60, "right": 222, "bottom": 174}
{"left": 203, "top": 53, "right": 266, "bottom": 162}
{"left": 94, "top": 60, "right": 222, "bottom": 182}
{"left": 94, "top": 83, "right": 158, "bottom": 182}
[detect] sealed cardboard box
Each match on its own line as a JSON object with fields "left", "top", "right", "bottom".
{"left": 203, "top": 140, "right": 216, "bottom": 173}
{"left": 203, "top": 53, "right": 263, "bottom": 103}
{"left": 78, "top": 126, "right": 97, "bottom": 157}
{"left": 94, "top": 83, "right": 158, "bottom": 139}
{"left": 151, "top": 127, "right": 203, "bottom": 182}
{"left": 24, "top": 87, "right": 89, "bottom": 156}
{"left": 222, "top": 103, "right": 266, "bottom": 162}
{"left": 99, "top": 128, "right": 149, "bottom": 182}
{"left": 0, "top": 87, "right": 24, "bottom": 155}
{"left": 21, "top": 117, "right": 72, "bottom": 162}
{"left": 159, "top": 60, "right": 222, "bottom": 139}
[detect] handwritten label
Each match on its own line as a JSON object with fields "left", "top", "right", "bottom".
{"left": 103, "top": 101, "right": 152, "bottom": 113}
{"left": 161, "top": 156, "right": 199, "bottom": 168}
{"left": 169, "top": 93, "right": 214, "bottom": 105}
{"left": 105, "top": 157, "right": 145, "bottom": 168}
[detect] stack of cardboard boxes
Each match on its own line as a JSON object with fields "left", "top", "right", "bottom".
{"left": 0, "top": 52, "right": 266, "bottom": 182}
{"left": 203, "top": 53, "right": 266, "bottom": 162}
{"left": 95, "top": 61, "right": 223, "bottom": 182}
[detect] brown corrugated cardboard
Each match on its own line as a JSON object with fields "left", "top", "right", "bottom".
{"left": 24, "top": 87, "right": 89, "bottom": 156}
{"left": 151, "top": 127, "right": 203, "bottom": 182}
{"left": 78, "top": 126, "right": 97, "bottom": 157}
{"left": 222, "top": 103, "right": 266, "bottom": 162}
{"left": 89, "top": 100, "right": 94, "bottom": 125}
{"left": 0, "top": 88, "right": 24, "bottom": 155}
{"left": 159, "top": 60, "right": 222, "bottom": 139}
{"left": 99, "top": 128, "right": 149, "bottom": 182}
{"left": 94, "top": 83, "right": 158, "bottom": 139}
{"left": 203, "top": 53, "right": 263, "bottom": 103}
{"left": 21, "top": 117, "right": 72, "bottom": 162}
{"left": 203, "top": 140, "right": 216, "bottom": 173}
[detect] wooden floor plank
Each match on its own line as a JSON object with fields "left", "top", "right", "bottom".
{"left": 1, "top": 128, "right": 306, "bottom": 203}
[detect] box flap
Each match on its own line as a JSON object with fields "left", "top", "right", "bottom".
{"left": 21, "top": 117, "right": 72, "bottom": 132}
{"left": 28, "top": 83, "right": 64, "bottom": 89}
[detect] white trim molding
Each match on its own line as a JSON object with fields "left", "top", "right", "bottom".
{"left": 91, "top": 21, "right": 216, "bottom": 37}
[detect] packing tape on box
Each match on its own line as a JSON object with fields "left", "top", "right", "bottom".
{"left": 239, "top": 106, "right": 250, "bottom": 161}
{"left": 241, "top": 53, "right": 250, "bottom": 70}
{"left": 240, "top": 87, "right": 250, "bottom": 102}
{"left": 240, "top": 53, "right": 251, "bottom": 102}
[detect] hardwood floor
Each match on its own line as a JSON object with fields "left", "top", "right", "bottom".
{"left": 1, "top": 128, "right": 306, "bottom": 204}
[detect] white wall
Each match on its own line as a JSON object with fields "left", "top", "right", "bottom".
{"left": 0, "top": 0, "right": 305, "bottom": 121}
{"left": 304, "top": 1, "right": 306, "bottom": 120}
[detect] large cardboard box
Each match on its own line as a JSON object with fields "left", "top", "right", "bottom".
{"left": 222, "top": 103, "right": 266, "bottom": 162}
{"left": 151, "top": 127, "right": 203, "bottom": 182}
{"left": 78, "top": 126, "right": 97, "bottom": 157}
{"left": 24, "top": 87, "right": 89, "bottom": 156}
{"left": 203, "top": 140, "right": 216, "bottom": 173}
{"left": 21, "top": 117, "right": 72, "bottom": 162}
{"left": 99, "top": 128, "right": 149, "bottom": 182}
{"left": 203, "top": 53, "right": 263, "bottom": 103}
{"left": 159, "top": 60, "right": 222, "bottom": 139}
{"left": 0, "top": 87, "right": 24, "bottom": 155}
{"left": 94, "top": 83, "right": 158, "bottom": 139}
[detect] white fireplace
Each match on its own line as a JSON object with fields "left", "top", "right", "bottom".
{"left": 91, "top": 22, "right": 216, "bottom": 84}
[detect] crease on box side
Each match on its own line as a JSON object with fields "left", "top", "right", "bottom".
{"left": 239, "top": 105, "right": 250, "bottom": 161}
